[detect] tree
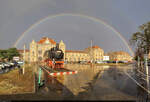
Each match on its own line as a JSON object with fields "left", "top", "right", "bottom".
{"left": 7, "top": 48, "right": 20, "bottom": 61}
{"left": 0, "top": 48, "right": 20, "bottom": 61}
{"left": 130, "top": 22, "right": 150, "bottom": 60}
{"left": 0, "top": 50, "right": 7, "bottom": 60}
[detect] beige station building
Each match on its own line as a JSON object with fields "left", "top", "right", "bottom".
{"left": 65, "top": 50, "right": 90, "bottom": 62}
{"left": 107, "top": 51, "right": 133, "bottom": 62}
{"left": 29, "top": 37, "right": 65, "bottom": 62}
{"left": 65, "top": 45, "right": 104, "bottom": 62}
{"left": 17, "top": 37, "right": 132, "bottom": 63}
{"left": 19, "top": 37, "right": 105, "bottom": 63}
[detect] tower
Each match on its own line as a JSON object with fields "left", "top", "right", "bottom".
{"left": 30, "top": 40, "right": 38, "bottom": 62}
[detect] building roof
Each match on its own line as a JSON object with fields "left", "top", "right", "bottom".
{"left": 84, "top": 45, "right": 103, "bottom": 51}
{"left": 17, "top": 49, "right": 29, "bottom": 53}
{"left": 65, "top": 50, "right": 87, "bottom": 53}
{"left": 92, "top": 45, "right": 100, "bottom": 48}
{"left": 37, "top": 37, "right": 56, "bottom": 45}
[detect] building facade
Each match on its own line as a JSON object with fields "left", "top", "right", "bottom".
{"left": 65, "top": 46, "right": 104, "bottom": 63}
{"left": 65, "top": 50, "right": 90, "bottom": 62}
{"left": 84, "top": 45, "right": 104, "bottom": 62}
{"left": 29, "top": 37, "right": 65, "bottom": 62}
{"left": 20, "top": 37, "right": 105, "bottom": 63}
{"left": 17, "top": 49, "right": 30, "bottom": 61}
{"left": 107, "top": 51, "right": 132, "bottom": 61}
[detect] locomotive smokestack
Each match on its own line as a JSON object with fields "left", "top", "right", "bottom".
{"left": 56, "top": 43, "right": 59, "bottom": 49}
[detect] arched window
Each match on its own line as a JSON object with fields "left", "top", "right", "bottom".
{"left": 38, "top": 50, "right": 42, "bottom": 55}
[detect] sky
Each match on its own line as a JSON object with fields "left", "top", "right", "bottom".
{"left": 0, "top": 0, "right": 150, "bottom": 56}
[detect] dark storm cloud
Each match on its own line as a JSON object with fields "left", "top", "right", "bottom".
{"left": 0, "top": 0, "right": 150, "bottom": 56}
{"left": 17, "top": 15, "right": 132, "bottom": 55}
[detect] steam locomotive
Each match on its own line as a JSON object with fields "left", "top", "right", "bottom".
{"left": 43, "top": 43, "right": 64, "bottom": 68}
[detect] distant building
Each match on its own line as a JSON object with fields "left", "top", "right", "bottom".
{"left": 103, "top": 56, "right": 109, "bottom": 61}
{"left": 13, "top": 56, "right": 20, "bottom": 61}
{"left": 107, "top": 51, "right": 132, "bottom": 61}
{"left": 84, "top": 45, "right": 104, "bottom": 62}
{"left": 17, "top": 49, "right": 30, "bottom": 61}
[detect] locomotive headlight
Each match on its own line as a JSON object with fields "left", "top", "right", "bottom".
{"left": 57, "top": 51, "right": 61, "bottom": 53}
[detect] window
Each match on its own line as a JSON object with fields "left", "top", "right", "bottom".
{"left": 32, "top": 51, "right": 34, "bottom": 55}
{"left": 38, "top": 50, "right": 42, "bottom": 55}
{"left": 38, "top": 57, "right": 42, "bottom": 61}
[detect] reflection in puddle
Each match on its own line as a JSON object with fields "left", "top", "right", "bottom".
{"left": 0, "top": 64, "right": 148, "bottom": 100}
{"left": 42, "top": 64, "right": 147, "bottom": 100}
{"left": 62, "top": 64, "right": 108, "bottom": 95}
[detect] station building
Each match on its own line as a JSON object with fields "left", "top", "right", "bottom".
{"left": 84, "top": 46, "right": 104, "bottom": 62}
{"left": 107, "top": 51, "right": 132, "bottom": 62}
{"left": 19, "top": 37, "right": 105, "bottom": 63}
{"left": 29, "top": 37, "right": 65, "bottom": 62}
{"left": 65, "top": 50, "right": 90, "bottom": 62}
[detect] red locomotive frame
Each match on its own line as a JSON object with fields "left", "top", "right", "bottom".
{"left": 44, "top": 59, "right": 64, "bottom": 69}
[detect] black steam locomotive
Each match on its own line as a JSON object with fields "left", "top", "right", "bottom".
{"left": 43, "top": 43, "right": 64, "bottom": 68}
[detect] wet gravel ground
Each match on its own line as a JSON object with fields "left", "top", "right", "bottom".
{"left": 0, "top": 64, "right": 149, "bottom": 101}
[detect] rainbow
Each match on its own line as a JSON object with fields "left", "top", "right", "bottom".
{"left": 13, "top": 13, "right": 134, "bottom": 56}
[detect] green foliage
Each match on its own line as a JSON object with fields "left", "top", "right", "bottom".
{"left": 0, "top": 48, "right": 20, "bottom": 61}
{"left": 130, "top": 22, "right": 150, "bottom": 60}
{"left": 0, "top": 50, "right": 7, "bottom": 59}
{"left": 7, "top": 48, "right": 20, "bottom": 60}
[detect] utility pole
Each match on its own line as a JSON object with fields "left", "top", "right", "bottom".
{"left": 23, "top": 44, "right": 26, "bottom": 75}
{"left": 138, "top": 56, "right": 140, "bottom": 68}
{"left": 90, "top": 40, "right": 95, "bottom": 75}
{"left": 90, "top": 40, "right": 93, "bottom": 63}
{"left": 145, "top": 50, "right": 149, "bottom": 101}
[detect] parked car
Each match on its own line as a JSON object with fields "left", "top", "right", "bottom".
{"left": 96, "top": 61, "right": 103, "bottom": 64}
{"left": 6, "top": 62, "right": 13, "bottom": 67}
{"left": 17, "top": 61, "right": 24, "bottom": 65}
{"left": 3, "top": 62, "right": 11, "bottom": 68}
{"left": 0, "top": 62, "right": 5, "bottom": 69}
{"left": 12, "top": 61, "right": 18, "bottom": 67}
{"left": 118, "top": 61, "right": 124, "bottom": 63}
{"left": 106, "top": 61, "right": 111, "bottom": 63}
{"left": 9, "top": 62, "right": 15, "bottom": 67}
{"left": 112, "top": 61, "right": 116, "bottom": 63}
{"left": 102, "top": 61, "right": 107, "bottom": 63}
